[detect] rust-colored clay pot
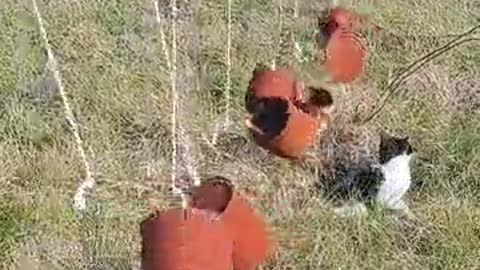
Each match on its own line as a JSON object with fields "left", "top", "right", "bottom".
{"left": 247, "top": 68, "right": 303, "bottom": 100}
{"left": 222, "top": 196, "right": 276, "bottom": 270}
{"left": 192, "top": 177, "right": 276, "bottom": 270}
{"left": 245, "top": 68, "right": 304, "bottom": 114}
{"left": 251, "top": 101, "right": 320, "bottom": 159}
{"left": 324, "top": 28, "right": 367, "bottom": 83}
{"left": 324, "top": 7, "right": 361, "bottom": 35}
{"left": 141, "top": 177, "right": 275, "bottom": 270}
{"left": 141, "top": 208, "right": 233, "bottom": 270}
{"left": 245, "top": 68, "right": 334, "bottom": 159}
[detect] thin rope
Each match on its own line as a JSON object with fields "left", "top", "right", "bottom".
{"left": 153, "top": 0, "right": 190, "bottom": 210}
{"left": 293, "top": 0, "right": 301, "bottom": 63}
{"left": 153, "top": 0, "right": 172, "bottom": 72}
{"left": 225, "top": 0, "right": 232, "bottom": 127}
{"left": 169, "top": 0, "right": 179, "bottom": 199}
{"left": 179, "top": 126, "right": 200, "bottom": 186}
{"left": 31, "top": 0, "right": 95, "bottom": 211}
{"left": 154, "top": 1, "right": 200, "bottom": 208}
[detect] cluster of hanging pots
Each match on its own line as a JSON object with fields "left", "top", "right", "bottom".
{"left": 140, "top": 6, "right": 371, "bottom": 270}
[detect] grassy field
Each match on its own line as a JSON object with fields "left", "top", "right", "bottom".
{"left": 1, "top": 0, "right": 479, "bottom": 269}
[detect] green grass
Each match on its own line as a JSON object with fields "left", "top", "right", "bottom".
{"left": 1, "top": 0, "right": 480, "bottom": 269}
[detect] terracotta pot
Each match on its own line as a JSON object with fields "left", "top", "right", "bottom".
{"left": 323, "top": 7, "right": 382, "bottom": 37}
{"left": 324, "top": 28, "right": 367, "bottom": 83}
{"left": 324, "top": 7, "right": 361, "bottom": 35}
{"left": 266, "top": 102, "right": 320, "bottom": 158}
{"left": 140, "top": 208, "right": 233, "bottom": 270}
{"left": 245, "top": 68, "right": 303, "bottom": 114}
{"left": 248, "top": 100, "right": 332, "bottom": 159}
{"left": 190, "top": 177, "right": 276, "bottom": 270}
{"left": 141, "top": 177, "right": 275, "bottom": 270}
{"left": 245, "top": 73, "right": 333, "bottom": 159}
{"left": 222, "top": 196, "right": 276, "bottom": 270}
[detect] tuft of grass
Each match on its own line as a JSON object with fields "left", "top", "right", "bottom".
{"left": 0, "top": 199, "right": 33, "bottom": 264}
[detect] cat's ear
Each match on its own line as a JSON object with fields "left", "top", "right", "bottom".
{"left": 405, "top": 140, "right": 415, "bottom": 155}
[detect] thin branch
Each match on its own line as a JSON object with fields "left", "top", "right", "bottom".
{"left": 359, "top": 25, "right": 480, "bottom": 124}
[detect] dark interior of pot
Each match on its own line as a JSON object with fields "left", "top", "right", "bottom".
{"left": 189, "top": 176, "right": 235, "bottom": 216}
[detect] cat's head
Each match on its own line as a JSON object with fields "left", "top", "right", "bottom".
{"left": 378, "top": 133, "right": 414, "bottom": 164}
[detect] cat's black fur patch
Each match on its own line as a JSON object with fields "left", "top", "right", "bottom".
{"left": 318, "top": 133, "right": 414, "bottom": 205}
{"left": 319, "top": 158, "right": 383, "bottom": 204}
{"left": 248, "top": 97, "right": 290, "bottom": 140}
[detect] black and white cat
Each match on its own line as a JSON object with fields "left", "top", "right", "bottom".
{"left": 321, "top": 133, "right": 415, "bottom": 217}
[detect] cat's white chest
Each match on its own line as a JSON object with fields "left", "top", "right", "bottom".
{"left": 376, "top": 154, "right": 412, "bottom": 209}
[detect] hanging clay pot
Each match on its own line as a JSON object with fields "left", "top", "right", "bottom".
{"left": 141, "top": 176, "right": 275, "bottom": 270}
{"left": 324, "top": 7, "right": 360, "bottom": 36}
{"left": 322, "top": 6, "right": 382, "bottom": 37}
{"left": 324, "top": 28, "right": 367, "bottom": 83}
{"left": 265, "top": 101, "right": 321, "bottom": 158}
{"left": 191, "top": 176, "right": 277, "bottom": 270}
{"left": 140, "top": 208, "right": 233, "bottom": 270}
{"left": 245, "top": 78, "right": 334, "bottom": 159}
{"left": 245, "top": 68, "right": 304, "bottom": 114}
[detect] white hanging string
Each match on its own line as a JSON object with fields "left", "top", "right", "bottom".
{"left": 153, "top": 1, "right": 172, "bottom": 72}
{"left": 293, "top": 0, "right": 302, "bottom": 63}
{"left": 153, "top": 0, "right": 191, "bottom": 209}
{"left": 225, "top": 0, "right": 232, "bottom": 127}
{"left": 169, "top": 0, "right": 179, "bottom": 201}
{"left": 31, "top": 0, "right": 95, "bottom": 211}
{"left": 178, "top": 126, "right": 200, "bottom": 186}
